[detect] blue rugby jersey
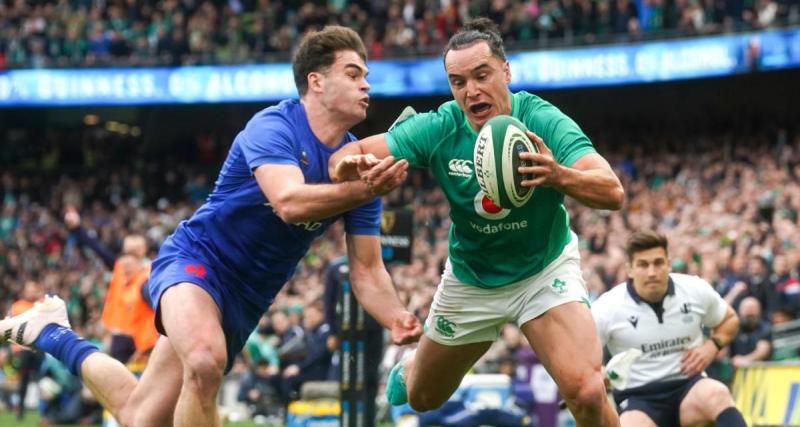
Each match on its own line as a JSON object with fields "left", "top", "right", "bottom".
{"left": 163, "top": 99, "right": 381, "bottom": 308}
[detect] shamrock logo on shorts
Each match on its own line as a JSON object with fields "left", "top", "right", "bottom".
{"left": 551, "top": 278, "right": 568, "bottom": 295}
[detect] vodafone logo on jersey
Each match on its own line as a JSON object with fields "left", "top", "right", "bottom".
{"left": 473, "top": 191, "right": 510, "bottom": 220}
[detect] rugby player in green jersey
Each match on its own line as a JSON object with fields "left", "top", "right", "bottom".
{"left": 330, "top": 18, "right": 624, "bottom": 426}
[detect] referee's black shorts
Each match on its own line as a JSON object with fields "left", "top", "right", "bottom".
{"left": 613, "top": 375, "right": 704, "bottom": 427}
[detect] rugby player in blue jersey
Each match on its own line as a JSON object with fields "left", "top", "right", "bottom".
{"left": 0, "top": 26, "right": 422, "bottom": 427}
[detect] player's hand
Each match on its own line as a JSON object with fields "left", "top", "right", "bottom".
{"left": 731, "top": 355, "right": 751, "bottom": 368}
{"left": 361, "top": 156, "right": 408, "bottom": 196}
{"left": 333, "top": 154, "right": 381, "bottom": 182}
{"left": 391, "top": 311, "right": 423, "bottom": 345}
{"left": 727, "top": 281, "right": 747, "bottom": 298}
{"left": 283, "top": 364, "right": 300, "bottom": 378}
{"left": 681, "top": 340, "right": 717, "bottom": 376}
{"left": 64, "top": 205, "right": 81, "bottom": 230}
{"left": 518, "top": 131, "right": 564, "bottom": 188}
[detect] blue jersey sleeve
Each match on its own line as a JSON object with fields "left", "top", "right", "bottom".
{"left": 343, "top": 197, "right": 382, "bottom": 236}
{"left": 240, "top": 110, "right": 298, "bottom": 172}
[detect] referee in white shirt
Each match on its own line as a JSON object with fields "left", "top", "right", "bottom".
{"left": 592, "top": 230, "right": 747, "bottom": 427}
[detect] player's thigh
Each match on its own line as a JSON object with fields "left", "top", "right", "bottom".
{"left": 406, "top": 335, "right": 492, "bottom": 402}
{"left": 519, "top": 301, "right": 603, "bottom": 394}
{"left": 620, "top": 410, "right": 659, "bottom": 427}
{"left": 159, "top": 283, "right": 227, "bottom": 367}
{"left": 679, "top": 378, "right": 734, "bottom": 427}
{"left": 121, "top": 336, "right": 184, "bottom": 426}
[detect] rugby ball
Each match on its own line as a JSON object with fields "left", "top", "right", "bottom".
{"left": 473, "top": 115, "right": 537, "bottom": 209}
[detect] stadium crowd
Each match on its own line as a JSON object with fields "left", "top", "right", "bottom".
{"left": 0, "top": 121, "right": 798, "bottom": 423}
{"left": 1, "top": 0, "right": 798, "bottom": 69}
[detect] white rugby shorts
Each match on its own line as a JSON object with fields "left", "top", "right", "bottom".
{"left": 425, "top": 233, "right": 588, "bottom": 345}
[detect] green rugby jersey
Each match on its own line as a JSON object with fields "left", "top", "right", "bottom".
{"left": 386, "top": 91, "right": 595, "bottom": 288}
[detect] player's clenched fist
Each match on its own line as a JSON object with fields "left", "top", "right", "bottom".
{"left": 391, "top": 311, "right": 423, "bottom": 345}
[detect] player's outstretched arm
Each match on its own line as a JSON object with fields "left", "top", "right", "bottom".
{"left": 518, "top": 131, "right": 625, "bottom": 210}
{"left": 254, "top": 160, "right": 406, "bottom": 224}
{"left": 329, "top": 133, "right": 393, "bottom": 182}
{"left": 346, "top": 234, "right": 422, "bottom": 345}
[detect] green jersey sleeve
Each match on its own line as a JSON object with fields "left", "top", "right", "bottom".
{"left": 385, "top": 107, "right": 457, "bottom": 168}
{"left": 520, "top": 98, "right": 596, "bottom": 167}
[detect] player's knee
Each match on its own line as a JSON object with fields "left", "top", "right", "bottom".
{"left": 703, "top": 381, "right": 735, "bottom": 415}
{"left": 562, "top": 371, "right": 607, "bottom": 410}
{"left": 182, "top": 347, "right": 226, "bottom": 393}
{"left": 407, "top": 389, "right": 448, "bottom": 412}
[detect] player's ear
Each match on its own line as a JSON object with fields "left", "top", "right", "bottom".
{"left": 503, "top": 61, "right": 511, "bottom": 84}
{"left": 307, "top": 72, "right": 324, "bottom": 95}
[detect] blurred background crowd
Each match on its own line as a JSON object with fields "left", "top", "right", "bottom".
{"left": 1, "top": 0, "right": 799, "bottom": 425}
{"left": 0, "top": 117, "right": 798, "bottom": 423}
{"left": 2, "top": 0, "right": 799, "bottom": 69}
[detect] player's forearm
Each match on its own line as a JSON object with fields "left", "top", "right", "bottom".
{"left": 552, "top": 165, "right": 625, "bottom": 210}
{"left": 744, "top": 341, "right": 772, "bottom": 362}
{"left": 73, "top": 226, "right": 117, "bottom": 269}
{"left": 349, "top": 268, "right": 407, "bottom": 331}
{"left": 711, "top": 311, "right": 740, "bottom": 348}
{"left": 273, "top": 180, "right": 373, "bottom": 223}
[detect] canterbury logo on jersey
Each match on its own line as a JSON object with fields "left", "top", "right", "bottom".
{"left": 448, "top": 159, "right": 473, "bottom": 177}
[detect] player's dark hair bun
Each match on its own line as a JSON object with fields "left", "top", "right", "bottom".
{"left": 462, "top": 18, "right": 501, "bottom": 37}
{"left": 444, "top": 17, "right": 507, "bottom": 61}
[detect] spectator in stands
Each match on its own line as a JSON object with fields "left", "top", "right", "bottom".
{"left": 63, "top": 206, "right": 158, "bottom": 365}
{"left": 0, "top": 346, "right": 14, "bottom": 410}
{"left": 237, "top": 358, "right": 281, "bottom": 420}
{"left": 744, "top": 255, "right": 774, "bottom": 316}
{"left": 1, "top": 0, "right": 797, "bottom": 69}
{"left": 773, "top": 254, "right": 800, "bottom": 314}
{"left": 770, "top": 308, "right": 800, "bottom": 361}
{"left": 244, "top": 314, "right": 280, "bottom": 369}
{"left": 281, "top": 302, "right": 333, "bottom": 402}
{"left": 37, "top": 355, "right": 103, "bottom": 426}
{"left": 730, "top": 297, "right": 772, "bottom": 368}
{"left": 271, "top": 309, "right": 307, "bottom": 371}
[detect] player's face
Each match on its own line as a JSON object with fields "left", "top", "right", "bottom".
{"left": 23, "top": 281, "right": 43, "bottom": 301}
{"left": 444, "top": 41, "right": 512, "bottom": 131}
{"left": 628, "top": 247, "right": 671, "bottom": 301}
{"left": 318, "top": 50, "right": 370, "bottom": 124}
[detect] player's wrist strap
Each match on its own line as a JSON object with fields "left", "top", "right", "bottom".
{"left": 710, "top": 336, "right": 725, "bottom": 351}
